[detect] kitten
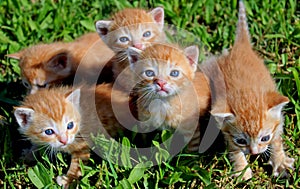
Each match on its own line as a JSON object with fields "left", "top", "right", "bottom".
{"left": 14, "top": 84, "right": 128, "bottom": 187}
{"left": 127, "top": 43, "right": 210, "bottom": 152}
{"left": 95, "top": 7, "right": 165, "bottom": 91}
{"left": 200, "top": 1, "right": 294, "bottom": 180}
{"left": 7, "top": 32, "right": 114, "bottom": 94}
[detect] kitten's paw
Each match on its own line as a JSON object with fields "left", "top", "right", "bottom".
{"left": 56, "top": 175, "right": 70, "bottom": 188}
{"left": 233, "top": 167, "right": 252, "bottom": 180}
{"left": 76, "top": 169, "right": 82, "bottom": 177}
{"left": 269, "top": 156, "right": 295, "bottom": 177}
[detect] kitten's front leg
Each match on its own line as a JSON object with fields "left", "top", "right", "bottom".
{"left": 56, "top": 142, "right": 90, "bottom": 188}
{"left": 230, "top": 150, "right": 252, "bottom": 180}
{"left": 56, "top": 156, "right": 81, "bottom": 188}
{"left": 269, "top": 135, "right": 294, "bottom": 177}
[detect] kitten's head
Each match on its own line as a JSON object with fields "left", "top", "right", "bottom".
{"left": 95, "top": 7, "right": 165, "bottom": 54}
{"left": 212, "top": 92, "right": 289, "bottom": 155}
{"left": 7, "top": 43, "right": 72, "bottom": 94}
{"left": 14, "top": 88, "right": 81, "bottom": 151}
{"left": 211, "top": 2, "right": 289, "bottom": 155}
{"left": 127, "top": 44, "right": 199, "bottom": 99}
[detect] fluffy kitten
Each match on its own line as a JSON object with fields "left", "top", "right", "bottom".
{"left": 201, "top": 1, "right": 294, "bottom": 180}
{"left": 7, "top": 33, "right": 114, "bottom": 93}
{"left": 127, "top": 43, "right": 210, "bottom": 152}
{"left": 95, "top": 7, "right": 165, "bottom": 91}
{"left": 14, "top": 84, "right": 128, "bottom": 187}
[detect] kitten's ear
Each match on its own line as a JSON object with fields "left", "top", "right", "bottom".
{"left": 127, "top": 47, "right": 142, "bottom": 68}
{"left": 211, "top": 112, "right": 235, "bottom": 129}
{"left": 95, "top": 20, "right": 112, "bottom": 37}
{"left": 14, "top": 107, "right": 35, "bottom": 129}
{"left": 45, "top": 52, "right": 71, "bottom": 76}
{"left": 267, "top": 95, "right": 289, "bottom": 119}
{"left": 149, "top": 7, "right": 164, "bottom": 30}
{"left": 66, "top": 89, "right": 81, "bottom": 110}
{"left": 184, "top": 45, "right": 199, "bottom": 72}
{"left": 6, "top": 50, "right": 24, "bottom": 60}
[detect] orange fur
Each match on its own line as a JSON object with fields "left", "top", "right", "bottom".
{"left": 7, "top": 33, "right": 114, "bottom": 93}
{"left": 201, "top": 1, "right": 293, "bottom": 180}
{"left": 14, "top": 84, "right": 129, "bottom": 187}
{"left": 96, "top": 7, "right": 165, "bottom": 91}
{"left": 128, "top": 43, "right": 210, "bottom": 152}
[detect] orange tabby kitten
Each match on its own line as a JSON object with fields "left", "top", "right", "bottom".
{"left": 95, "top": 7, "right": 165, "bottom": 91}
{"left": 127, "top": 43, "right": 210, "bottom": 152}
{"left": 7, "top": 33, "right": 114, "bottom": 93}
{"left": 14, "top": 84, "right": 128, "bottom": 187}
{"left": 201, "top": 1, "right": 294, "bottom": 180}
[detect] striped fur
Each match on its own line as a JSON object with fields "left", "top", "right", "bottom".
{"left": 14, "top": 85, "right": 128, "bottom": 187}
{"left": 128, "top": 43, "right": 210, "bottom": 152}
{"left": 95, "top": 7, "right": 166, "bottom": 91}
{"left": 7, "top": 33, "right": 114, "bottom": 94}
{"left": 201, "top": 1, "right": 294, "bottom": 180}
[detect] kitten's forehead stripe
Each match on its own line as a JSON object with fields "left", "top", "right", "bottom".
{"left": 228, "top": 90, "right": 266, "bottom": 136}
{"left": 22, "top": 89, "right": 67, "bottom": 122}
{"left": 110, "top": 9, "right": 155, "bottom": 31}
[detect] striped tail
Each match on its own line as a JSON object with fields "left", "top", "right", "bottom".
{"left": 235, "top": 1, "right": 251, "bottom": 44}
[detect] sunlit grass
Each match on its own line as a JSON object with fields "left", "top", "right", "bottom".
{"left": 0, "top": 0, "right": 299, "bottom": 188}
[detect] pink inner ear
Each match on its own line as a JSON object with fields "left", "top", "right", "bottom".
{"left": 19, "top": 113, "right": 29, "bottom": 126}
{"left": 187, "top": 56, "right": 195, "bottom": 66}
{"left": 154, "top": 12, "right": 163, "bottom": 24}
{"left": 47, "top": 53, "right": 69, "bottom": 70}
{"left": 150, "top": 8, "right": 164, "bottom": 26}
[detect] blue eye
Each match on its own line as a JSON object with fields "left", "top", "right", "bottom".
{"left": 45, "top": 129, "right": 54, "bottom": 135}
{"left": 170, "top": 70, "right": 180, "bottom": 77}
{"left": 145, "top": 70, "right": 155, "bottom": 77}
{"left": 261, "top": 135, "right": 270, "bottom": 142}
{"left": 143, "top": 31, "right": 151, "bottom": 37}
{"left": 119, "top": 36, "right": 129, "bottom": 43}
{"left": 67, "top": 122, "right": 74, "bottom": 130}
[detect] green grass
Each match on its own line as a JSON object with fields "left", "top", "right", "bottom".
{"left": 0, "top": 0, "right": 299, "bottom": 188}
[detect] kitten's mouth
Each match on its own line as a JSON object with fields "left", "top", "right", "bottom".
{"left": 60, "top": 144, "right": 68, "bottom": 149}
{"left": 156, "top": 89, "right": 169, "bottom": 96}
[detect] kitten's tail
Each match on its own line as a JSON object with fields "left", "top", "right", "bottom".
{"left": 235, "top": 1, "right": 251, "bottom": 44}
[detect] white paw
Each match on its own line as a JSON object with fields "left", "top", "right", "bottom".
{"left": 269, "top": 156, "right": 295, "bottom": 177}
{"left": 56, "top": 175, "right": 70, "bottom": 188}
{"left": 233, "top": 167, "right": 252, "bottom": 180}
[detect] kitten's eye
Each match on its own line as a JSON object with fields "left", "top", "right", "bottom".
{"left": 145, "top": 70, "right": 155, "bottom": 77}
{"left": 119, "top": 36, "right": 129, "bottom": 43}
{"left": 45, "top": 129, "right": 55, "bottom": 135}
{"left": 235, "top": 138, "right": 247, "bottom": 145}
{"left": 22, "top": 80, "right": 31, "bottom": 89}
{"left": 67, "top": 122, "right": 74, "bottom": 130}
{"left": 37, "top": 83, "right": 48, "bottom": 88}
{"left": 261, "top": 135, "right": 270, "bottom": 142}
{"left": 143, "top": 31, "right": 151, "bottom": 38}
{"left": 170, "top": 70, "right": 180, "bottom": 77}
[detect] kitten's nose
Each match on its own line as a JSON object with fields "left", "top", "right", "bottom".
{"left": 155, "top": 79, "right": 167, "bottom": 89}
{"left": 59, "top": 135, "right": 68, "bottom": 145}
{"left": 133, "top": 43, "right": 143, "bottom": 50}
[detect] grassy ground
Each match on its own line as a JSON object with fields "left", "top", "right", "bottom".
{"left": 0, "top": 0, "right": 299, "bottom": 188}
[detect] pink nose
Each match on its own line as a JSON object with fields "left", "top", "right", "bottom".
{"left": 59, "top": 136, "right": 68, "bottom": 145}
{"left": 155, "top": 79, "right": 167, "bottom": 89}
{"left": 133, "top": 43, "right": 143, "bottom": 50}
